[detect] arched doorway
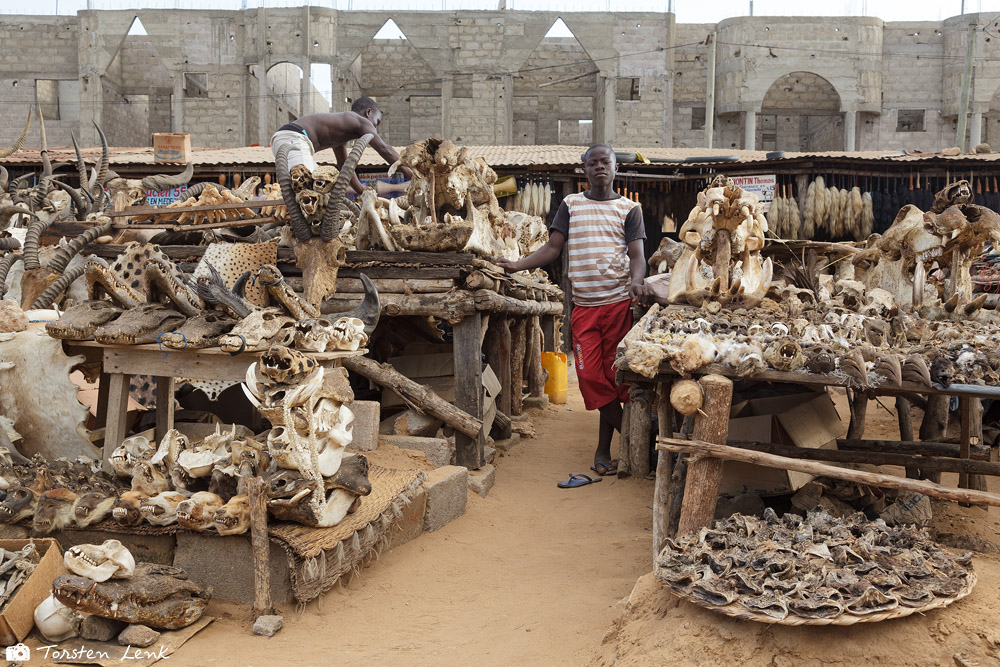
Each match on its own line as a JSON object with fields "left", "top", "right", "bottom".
{"left": 759, "top": 72, "right": 843, "bottom": 151}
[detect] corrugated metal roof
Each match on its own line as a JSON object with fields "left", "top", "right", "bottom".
{"left": 2, "top": 144, "right": 999, "bottom": 170}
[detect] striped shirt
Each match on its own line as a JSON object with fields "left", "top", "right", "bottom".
{"left": 550, "top": 192, "right": 645, "bottom": 307}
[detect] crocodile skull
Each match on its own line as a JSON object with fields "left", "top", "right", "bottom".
{"left": 294, "top": 316, "right": 369, "bottom": 352}
{"left": 140, "top": 491, "right": 188, "bottom": 526}
{"left": 289, "top": 164, "right": 313, "bottom": 193}
{"left": 219, "top": 308, "right": 296, "bottom": 353}
{"left": 64, "top": 539, "right": 135, "bottom": 582}
{"left": 214, "top": 495, "right": 250, "bottom": 535}
{"left": 110, "top": 435, "right": 154, "bottom": 478}
{"left": 296, "top": 189, "right": 327, "bottom": 223}
{"left": 310, "top": 165, "right": 339, "bottom": 195}
{"left": 176, "top": 492, "right": 224, "bottom": 532}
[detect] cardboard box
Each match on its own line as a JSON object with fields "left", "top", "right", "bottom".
{"left": 152, "top": 132, "right": 191, "bottom": 163}
{"left": 721, "top": 391, "right": 846, "bottom": 496}
{"left": 0, "top": 538, "right": 66, "bottom": 645}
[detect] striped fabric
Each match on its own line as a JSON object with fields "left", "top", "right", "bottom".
{"left": 564, "top": 193, "right": 639, "bottom": 306}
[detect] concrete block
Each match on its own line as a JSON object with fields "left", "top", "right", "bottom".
{"left": 388, "top": 487, "right": 426, "bottom": 549}
{"left": 522, "top": 395, "right": 549, "bottom": 411}
{"left": 493, "top": 432, "right": 521, "bottom": 453}
{"left": 484, "top": 443, "right": 496, "bottom": 464}
{"left": 382, "top": 435, "right": 453, "bottom": 468}
{"left": 348, "top": 400, "right": 379, "bottom": 452}
{"left": 423, "top": 465, "right": 467, "bottom": 532}
{"left": 173, "top": 533, "right": 292, "bottom": 604}
{"left": 467, "top": 464, "right": 495, "bottom": 498}
{"left": 252, "top": 615, "right": 283, "bottom": 637}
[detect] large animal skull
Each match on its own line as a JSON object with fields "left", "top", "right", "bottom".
{"left": 140, "top": 491, "right": 188, "bottom": 526}
{"left": 64, "top": 539, "right": 135, "bottom": 581}
{"left": 289, "top": 164, "right": 313, "bottom": 193}
{"left": 259, "top": 344, "right": 317, "bottom": 384}
{"left": 176, "top": 424, "right": 237, "bottom": 478}
{"left": 310, "top": 166, "right": 339, "bottom": 195}
{"left": 294, "top": 316, "right": 368, "bottom": 352}
{"left": 219, "top": 308, "right": 295, "bottom": 353}
{"left": 110, "top": 435, "right": 154, "bottom": 478}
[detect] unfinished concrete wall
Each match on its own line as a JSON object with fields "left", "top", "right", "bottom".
{"left": 671, "top": 23, "right": 711, "bottom": 148}
{"left": 515, "top": 37, "right": 598, "bottom": 145}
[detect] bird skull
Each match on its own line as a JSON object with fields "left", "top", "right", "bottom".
{"left": 64, "top": 539, "right": 136, "bottom": 581}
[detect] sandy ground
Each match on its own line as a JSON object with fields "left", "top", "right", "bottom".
{"left": 171, "top": 376, "right": 654, "bottom": 666}
{"left": 159, "top": 382, "right": 999, "bottom": 667}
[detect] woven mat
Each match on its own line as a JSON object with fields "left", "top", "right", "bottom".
{"left": 664, "top": 568, "right": 977, "bottom": 626}
{"left": 268, "top": 464, "right": 426, "bottom": 602}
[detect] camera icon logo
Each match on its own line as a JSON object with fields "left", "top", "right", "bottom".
{"left": 5, "top": 643, "right": 30, "bottom": 661}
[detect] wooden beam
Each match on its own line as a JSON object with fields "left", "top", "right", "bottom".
{"left": 627, "top": 385, "right": 652, "bottom": 478}
{"left": 676, "top": 375, "right": 733, "bottom": 536}
{"left": 510, "top": 317, "right": 526, "bottom": 416}
{"left": 248, "top": 476, "right": 274, "bottom": 617}
{"left": 453, "top": 313, "right": 485, "bottom": 468}
{"left": 321, "top": 291, "right": 475, "bottom": 323}
{"left": 652, "top": 382, "right": 673, "bottom": 560}
{"left": 472, "top": 289, "right": 564, "bottom": 316}
{"left": 836, "top": 438, "right": 991, "bottom": 459}
{"left": 658, "top": 436, "right": 1000, "bottom": 508}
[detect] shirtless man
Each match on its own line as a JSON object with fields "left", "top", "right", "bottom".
{"left": 270, "top": 96, "right": 412, "bottom": 195}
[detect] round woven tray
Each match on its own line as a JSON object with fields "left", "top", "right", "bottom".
{"left": 663, "top": 568, "right": 977, "bottom": 626}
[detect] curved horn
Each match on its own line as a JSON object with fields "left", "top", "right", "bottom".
{"left": 8, "top": 173, "right": 34, "bottom": 195}
{"left": 175, "top": 181, "right": 210, "bottom": 202}
{"left": 47, "top": 220, "right": 112, "bottom": 275}
{"left": 0, "top": 107, "right": 32, "bottom": 159}
{"left": 22, "top": 218, "right": 52, "bottom": 270}
{"left": 50, "top": 179, "right": 90, "bottom": 219}
{"left": 0, "top": 205, "right": 37, "bottom": 227}
{"left": 323, "top": 272, "right": 381, "bottom": 335}
{"left": 274, "top": 144, "right": 312, "bottom": 241}
{"left": 90, "top": 122, "right": 110, "bottom": 194}
{"left": 0, "top": 254, "right": 23, "bottom": 297}
{"left": 30, "top": 263, "right": 86, "bottom": 310}
{"left": 37, "top": 105, "right": 51, "bottom": 179}
{"left": 0, "top": 166, "right": 7, "bottom": 192}
{"left": 140, "top": 162, "right": 194, "bottom": 192}
{"left": 71, "top": 133, "right": 89, "bottom": 191}
{"left": 0, "top": 237, "right": 20, "bottom": 251}
{"left": 320, "top": 133, "right": 372, "bottom": 242}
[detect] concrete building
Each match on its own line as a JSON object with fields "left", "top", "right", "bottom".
{"left": 1, "top": 9, "right": 997, "bottom": 153}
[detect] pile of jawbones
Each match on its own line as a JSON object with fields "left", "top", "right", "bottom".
{"left": 621, "top": 180, "right": 1000, "bottom": 384}
{"left": 655, "top": 509, "right": 975, "bottom": 623}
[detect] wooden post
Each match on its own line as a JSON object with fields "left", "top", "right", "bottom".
{"left": 102, "top": 372, "right": 131, "bottom": 472}
{"left": 919, "top": 395, "right": 949, "bottom": 483}
{"left": 499, "top": 317, "right": 512, "bottom": 419}
{"left": 96, "top": 371, "right": 110, "bottom": 425}
{"left": 154, "top": 376, "right": 175, "bottom": 445}
{"left": 847, "top": 390, "right": 867, "bottom": 439}
{"left": 652, "top": 382, "right": 673, "bottom": 560}
{"left": 897, "top": 396, "right": 918, "bottom": 479}
{"left": 248, "top": 476, "right": 273, "bottom": 617}
{"left": 969, "top": 398, "right": 987, "bottom": 492}
{"left": 453, "top": 313, "right": 486, "bottom": 469}
{"left": 510, "top": 317, "right": 526, "bottom": 416}
{"left": 959, "top": 397, "right": 987, "bottom": 496}
{"left": 627, "top": 385, "right": 652, "bottom": 479}
{"left": 676, "top": 375, "right": 734, "bottom": 536}
{"left": 619, "top": 400, "right": 632, "bottom": 476}
{"left": 527, "top": 316, "right": 545, "bottom": 397}
{"left": 541, "top": 315, "right": 556, "bottom": 353}
{"left": 485, "top": 316, "right": 504, "bottom": 404}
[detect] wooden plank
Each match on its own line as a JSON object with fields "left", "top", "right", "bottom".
{"left": 330, "top": 277, "right": 455, "bottom": 294}
{"left": 102, "top": 372, "right": 130, "bottom": 471}
{"left": 510, "top": 317, "right": 526, "bottom": 416}
{"left": 321, "top": 291, "right": 475, "bottom": 322}
{"left": 247, "top": 476, "right": 274, "bottom": 617}
{"left": 652, "top": 382, "right": 673, "bottom": 560}
{"left": 107, "top": 199, "right": 282, "bottom": 218}
{"left": 96, "top": 371, "right": 111, "bottom": 425}
{"left": 838, "top": 438, "right": 991, "bottom": 460}
{"left": 676, "top": 375, "right": 733, "bottom": 536}
{"left": 658, "top": 436, "right": 1000, "bottom": 508}
{"left": 113, "top": 216, "right": 280, "bottom": 231}
{"left": 154, "top": 376, "right": 175, "bottom": 445}
{"left": 627, "top": 385, "right": 652, "bottom": 478}
{"left": 472, "top": 289, "right": 564, "bottom": 315}
{"left": 453, "top": 313, "right": 485, "bottom": 469}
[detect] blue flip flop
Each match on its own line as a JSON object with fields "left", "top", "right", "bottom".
{"left": 557, "top": 473, "right": 603, "bottom": 489}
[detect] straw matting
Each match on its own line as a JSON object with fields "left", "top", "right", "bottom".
{"left": 268, "top": 464, "right": 426, "bottom": 602}
{"left": 663, "top": 568, "right": 977, "bottom": 626}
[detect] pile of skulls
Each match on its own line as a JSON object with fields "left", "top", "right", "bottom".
{"left": 655, "top": 509, "right": 975, "bottom": 622}
{"left": 243, "top": 345, "right": 372, "bottom": 527}
{"left": 42, "top": 241, "right": 378, "bottom": 351}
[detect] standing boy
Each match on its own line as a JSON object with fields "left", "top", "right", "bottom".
{"left": 496, "top": 144, "right": 649, "bottom": 476}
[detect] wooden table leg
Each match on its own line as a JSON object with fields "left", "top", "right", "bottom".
{"left": 527, "top": 316, "right": 545, "bottom": 398}
{"left": 652, "top": 382, "right": 673, "bottom": 561}
{"left": 627, "top": 385, "right": 652, "bottom": 479}
{"left": 677, "top": 375, "right": 734, "bottom": 536}
{"left": 155, "top": 376, "right": 176, "bottom": 445}
{"left": 847, "top": 390, "right": 868, "bottom": 439}
{"left": 102, "top": 372, "right": 131, "bottom": 471}
{"left": 454, "top": 313, "right": 485, "bottom": 469}
{"left": 96, "top": 371, "right": 111, "bottom": 425}
{"left": 919, "top": 395, "right": 949, "bottom": 483}
{"left": 499, "top": 316, "right": 512, "bottom": 420}
{"left": 541, "top": 315, "right": 555, "bottom": 353}
{"left": 510, "top": 317, "right": 526, "bottom": 416}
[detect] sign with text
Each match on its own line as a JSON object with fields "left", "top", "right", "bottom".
{"left": 146, "top": 185, "right": 187, "bottom": 207}
{"left": 729, "top": 175, "right": 776, "bottom": 212}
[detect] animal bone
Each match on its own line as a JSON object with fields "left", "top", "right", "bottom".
{"left": 64, "top": 539, "right": 135, "bottom": 581}
{"left": 214, "top": 495, "right": 250, "bottom": 535}
{"left": 140, "top": 491, "right": 188, "bottom": 526}
{"left": 176, "top": 491, "right": 224, "bottom": 532}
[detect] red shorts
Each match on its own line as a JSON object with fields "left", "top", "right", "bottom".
{"left": 570, "top": 298, "right": 632, "bottom": 410}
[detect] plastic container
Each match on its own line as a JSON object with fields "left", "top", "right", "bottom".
{"left": 542, "top": 351, "right": 568, "bottom": 404}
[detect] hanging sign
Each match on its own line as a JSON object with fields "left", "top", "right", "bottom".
{"left": 729, "top": 175, "right": 776, "bottom": 212}
{"left": 146, "top": 185, "right": 187, "bottom": 206}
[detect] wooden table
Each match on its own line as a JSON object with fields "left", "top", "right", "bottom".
{"left": 64, "top": 341, "right": 363, "bottom": 469}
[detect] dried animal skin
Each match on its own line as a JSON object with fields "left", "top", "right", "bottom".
{"left": 838, "top": 349, "right": 869, "bottom": 388}
{"left": 875, "top": 354, "right": 903, "bottom": 386}
{"left": 902, "top": 354, "right": 932, "bottom": 387}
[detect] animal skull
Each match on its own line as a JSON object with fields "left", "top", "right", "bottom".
{"left": 140, "top": 491, "right": 188, "bottom": 526}
{"left": 219, "top": 308, "right": 296, "bottom": 353}
{"left": 294, "top": 316, "right": 368, "bottom": 352}
{"left": 296, "top": 188, "right": 327, "bottom": 222}
{"left": 64, "top": 539, "right": 135, "bottom": 581}
{"left": 176, "top": 424, "right": 236, "bottom": 478}
{"left": 176, "top": 491, "right": 224, "bottom": 532}
{"left": 112, "top": 491, "right": 149, "bottom": 526}
{"left": 130, "top": 460, "right": 171, "bottom": 495}
{"left": 34, "top": 593, "right": 85, "bottom": 642}
{"left": 73, "top": 491, "right": 116, "bottom": 527}
{"left": 310, "top": 166, "right": 339, "bottom": 195}
{"left": 259, "top": 344, "right": 317, "bottom": 384}
{"left": 290, "top": 164, "right": 313, "bottom": 193}
{"left": 110, "top": 435, "right": 154, "bottom": 478}
{"left": 214, "top": 495, "right": 250, "bottom": 535}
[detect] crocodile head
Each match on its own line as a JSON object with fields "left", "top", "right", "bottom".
{"left": 93, "top": 303, "right": 186, "bottom": 345}
{"left": 45, "top": 300, "right": 123, "bottom": 341}
{"left": 158, "top": 311, "right": 236, "bottom": 350}
{"left": 53, "top": 562, "right": 211, "bottom": 630}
